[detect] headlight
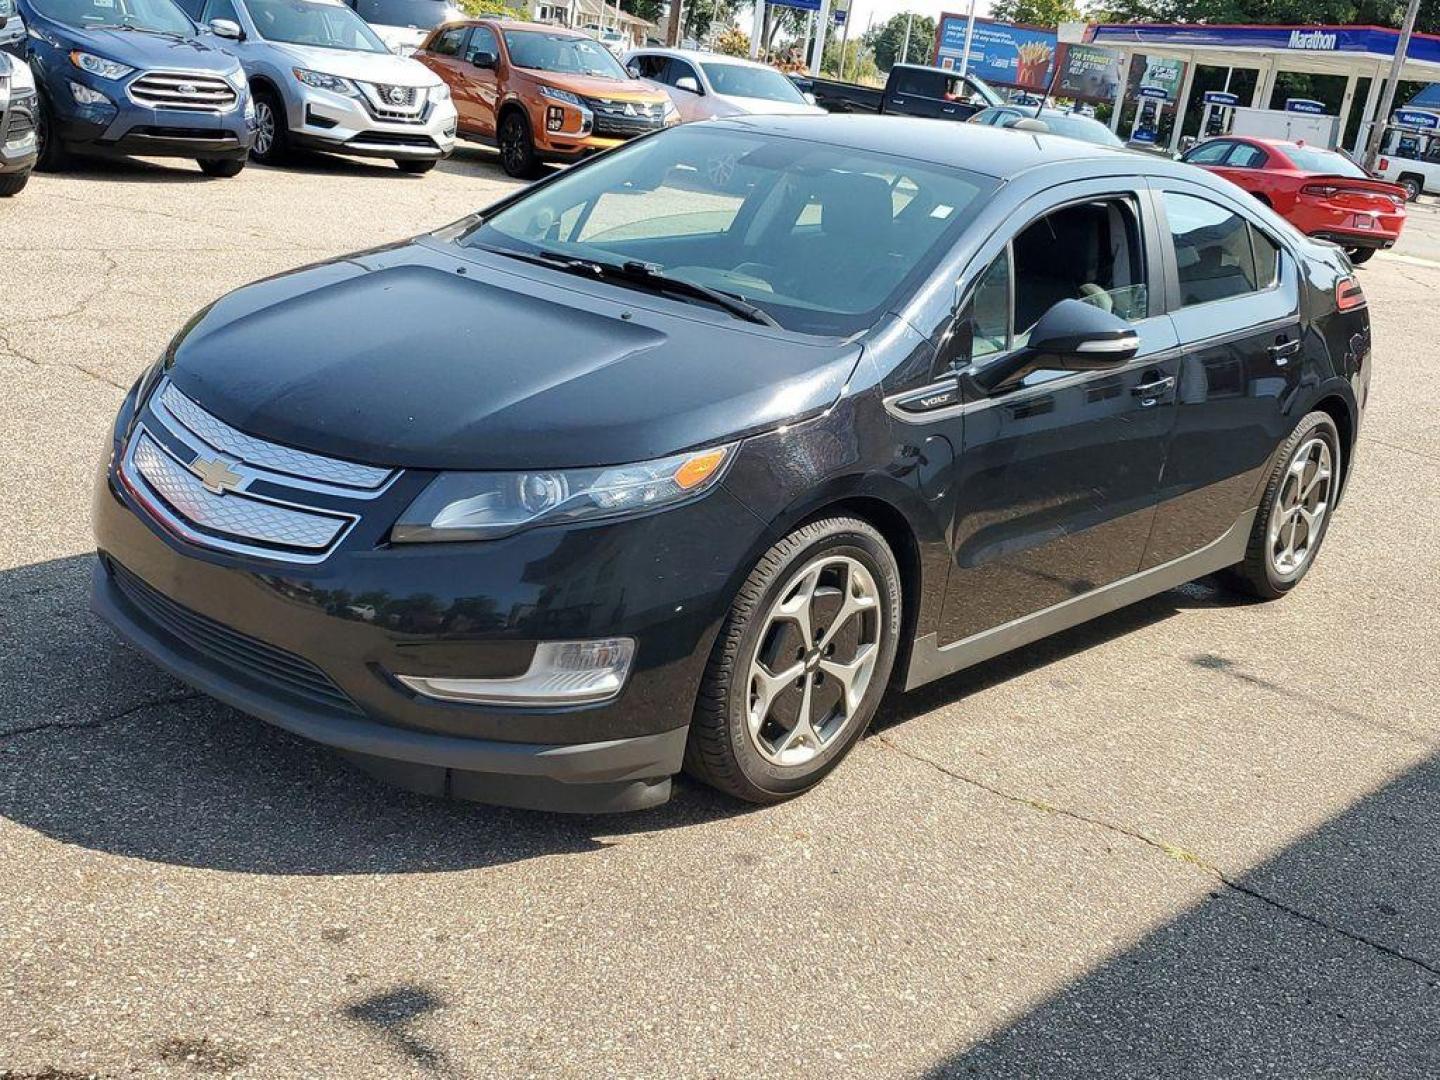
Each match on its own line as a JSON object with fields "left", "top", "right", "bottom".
{"left": 392, "top": 444, "right": 734, "bottom": 543}
{"left": 429, "top": 81, "right": 451, "bottom": 103}
{"left": 293, "top": 68, "right": 356, "bottom": 95}
{"left": 229, "top": 68, "right": 249, "bottom": 91}
{"left": 538, "top": 84, "right": 582, "bottom": 107}
{"left": 69, "top": 80, "right": 111, "bottom": 106}
{"left": 70, "top": 51, "right": 134, "bottom": 80}
{"left": 662, "top": 98, "right": 679, "bottom": 121}
{"left": 10, "top": 60, "right": 35, "bottom": 92}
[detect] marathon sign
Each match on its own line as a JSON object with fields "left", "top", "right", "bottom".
{"left": 1288, "top": 29, "right": 1338, "bottom": 51}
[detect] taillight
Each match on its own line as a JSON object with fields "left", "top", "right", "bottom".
{"left": 1335, "top": 275, "right": 1366, "bottom": 311}
{"left": 1379, "top": 157, "right": 1390, "bottom": 169}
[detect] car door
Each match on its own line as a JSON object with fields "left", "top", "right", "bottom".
{"left": 886, "top": 69, "right": 946, "bottom": 119}
{"left": 894, "top": 181, "right": 1183, "bottom": 647}
{"left": 662, "top": 56, "right": 709, "bottom": 121}
{"left": 1140, "top": 182, "right": 1304, "bottom": 568}
{"left": 1210, "top": 141, "right": 1274, "bottom": 201}
{"left": 419, "top": 25, "right": 476, "bottom": 130}
{"left": 460, "top": 23, "right": 500, "bottom": 137}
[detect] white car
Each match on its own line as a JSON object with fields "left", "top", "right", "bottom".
{"left": 623, "top": 48, "right": 826, "bottom": 123}
{"left": 343, "top": 0, "right": 465, "bottom": 55}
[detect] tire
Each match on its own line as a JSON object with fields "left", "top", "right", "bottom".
{"left": 1399, "top": 175, "right": 1423, "bottom": 202}
{"left": 197, "top": 157, "right": 245, "bottom": 178}
{"left": 1346, "top": 246, "right": 1376, "bottom": 265}
{"left": 685, "top": 516, "right": 902, "bottom": 804}
{"left": 497, "top": 109, "right": 542, "bottom": 180}
{"left": 34, "top": 94, "right": 69, "bottom": 173}
{"left": 1221, "top": 411, "right": 1341, "bottom": 600}
{"left": 395, "top": 158, "right": 437, "bottom": 174}
{"left": 0, "top": 170, "right": 29, "bottom": 197}
{"left": 250, "top": 89, "right": 289, "bottom": 166}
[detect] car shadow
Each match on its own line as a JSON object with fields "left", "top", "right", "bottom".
{"left": 921, "top": 750, "right": 1440, "bottom": 1078}
{"left": 50, "top": 154, "right": 218, "bottom": 184}
{"left": 0, "top": 554, "right": 1238, "bottom": 877}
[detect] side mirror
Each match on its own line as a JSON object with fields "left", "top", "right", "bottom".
{"left": 209, "top": 17, "right": 242, "bottom": 39}
{"left": 968, "top": 299, "right": 1138, "bottom": 394}
{"left": 675, "top": 75, "right": 700, "bottom": 94}
{"left": 471, "top": 50, "right": 497, "bottom": 69}
{"left": 803, "top": 91, "right": 817, "bottom": 106}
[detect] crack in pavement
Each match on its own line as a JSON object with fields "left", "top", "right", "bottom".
{"left": 874, "top": 732, "right": 1440, "bottom": 980}
{"left": 1361, "top": 435, "right": 1440, "bottom": 464}
{"left": 0, "top": 690, "right": 201, "bottom": 743}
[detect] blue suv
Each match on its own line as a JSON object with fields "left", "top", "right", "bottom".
{"left": 21, "top": 0, "right": 255, "bottom": 175}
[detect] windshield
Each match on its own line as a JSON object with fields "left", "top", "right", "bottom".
{"left": 351, "top": 0, "right": 455, "bottom": 28}
{"left": 250, "top": 0, "right": 386, "bottom": 50}
{"left": 701, "top": 61, "right": 807, "bottom": 104}
{"left": 1039, "top": 112, "right": 1123, "bottom": 147}
{"left": 1283, "top": 144, "right": 1367, "bottom": 178}
{"left": 503, "top": 30, "right": 628, "bottom": 78}
{"left": 29, "top": 0, "right": 192, "bottom": 34}
{"left": 461, "top": 124, "right": 994, "bottom": 336}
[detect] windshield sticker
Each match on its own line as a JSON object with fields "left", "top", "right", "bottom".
{"left": 930, "top": 204, "right": 954, "bottom": 219}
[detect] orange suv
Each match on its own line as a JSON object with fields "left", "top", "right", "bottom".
{"left": 416, "top": 20, "right": 677, "bottom": 178}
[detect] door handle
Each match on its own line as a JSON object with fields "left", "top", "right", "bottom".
{"left": 1132, "top": 376, "right": 1175, "bottom": 403}
{"left": 1269, "top": 338, "right": 1302, "bottom": 364}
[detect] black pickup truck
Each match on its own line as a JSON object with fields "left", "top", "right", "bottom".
{"left": 794, "top": 63, "right": 1001, "bottom": 122}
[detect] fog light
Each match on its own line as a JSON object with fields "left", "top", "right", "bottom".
{"left": 69, "top": 81, "right": 111, "bottom": 107}
{"left": 397, "top": 638, "right": 635, "bottom": 706}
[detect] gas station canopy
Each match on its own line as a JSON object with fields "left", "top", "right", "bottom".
{"left": 1084, "top": 22, "right": 1440, "bottom": 152}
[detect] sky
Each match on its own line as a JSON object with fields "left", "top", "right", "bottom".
{"left": 840, "top": 0, "right": 989, "bottom": 41}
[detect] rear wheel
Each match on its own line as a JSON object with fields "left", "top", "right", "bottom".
{"left": 0, "top": 171, "right": 29, "bottom": 197}
{"left": 497, "top": 109, "right": 542, "bottom": 180}
{"left": 250, "top": 89, "right": 289, "bottom": 165}
{"left": 1399, "top": 174, "right": 1423, "bottom": 202}
{"left": 685, "top": 517, "right": 902, "bottom": 803}
{"left": 1346, "top": 246, "right": 1376, "bottom": 265}
{"left": 395, "top": 158, "right": 437, "bottom": 174}
{"left": 1222, "top": 411, "right": 1341, "bottom": 600}
{"left": 197, "top": 157, "right": 245, "bottom": 178}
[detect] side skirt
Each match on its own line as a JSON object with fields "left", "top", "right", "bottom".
{"left": 903, "top": 508, "right": 1257, "bottom": 691}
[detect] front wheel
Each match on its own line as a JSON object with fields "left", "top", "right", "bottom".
{"left": 197, "top": 157, "right": 245, "bottom": 178}
{"left": 395, "top": 158, "right": 437, "bottom": 174}
{"left": 34, "top": 95, "right": 69, "bottom": 172}
{"left": 1222, "top": 411, "right": 1341, "bottom": 600}
{"left": 249, "top": 90, "right": 289, "bottom": 165}
{"left": 685, "top": 517, "right": 902, "bottom": 803}
{"left": 0, "top": 171, "right": 29, "bottom": 197}
{"left": 1346, "top": 246, "right": 1376, "bottom": 265}
{"left": 497, "top": 110, "right": 543, "bottom": 180}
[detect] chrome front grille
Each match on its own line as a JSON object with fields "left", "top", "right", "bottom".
{"left": 358, "top": 81, "right": 427, "bottom": 123}
{"left": 128, "top": 72, "right": 238, "bottom": 113}
{"left": 583, "top": 96, "right": 665, "bottom": 138}
{"left": 120, "top": 380, "right": 397, "bottom": 563}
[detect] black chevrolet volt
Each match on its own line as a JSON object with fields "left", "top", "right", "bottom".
{"left": 93, "top": 117, "right": 1372, "bottom": 812}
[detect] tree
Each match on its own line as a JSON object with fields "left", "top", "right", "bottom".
{"left": 863, "top": 12, "right": 936, "bottom": 72}
{"left": 989, "top": 0, "right": 1081, "bottom": 25}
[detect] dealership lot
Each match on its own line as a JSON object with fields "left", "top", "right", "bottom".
{"left": 3, "top": 150, "right": 1440, "bottom": 1078}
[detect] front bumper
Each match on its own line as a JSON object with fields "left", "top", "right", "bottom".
{"left": 53, "top": 97, "right": 255, "bottom": 161}
{"left": 286, "top": 84, "right": 456, "bottom": 161}
{"left": 91, "top": 383, "right": 764, "bottom": 811}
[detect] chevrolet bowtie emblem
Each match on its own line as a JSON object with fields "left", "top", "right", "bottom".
{"left": 191, "top": 455, "right": 243, "bottom": 495}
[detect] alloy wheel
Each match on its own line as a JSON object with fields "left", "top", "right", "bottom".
{"left": 253, "top": 100, "right": 275, "bottom": 158}
{"left": 1268, "top": 436, "right": 1333, "bottom": 579}
{"left": 500, "top": 118, "right": 524, "bottom": 174}
{"left": 745, "top": 555, "right": 882, "bottom": 768}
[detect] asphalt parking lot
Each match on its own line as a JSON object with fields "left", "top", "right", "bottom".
{"left": 2, "top": 148, "right": 1439, "bottom": 1079}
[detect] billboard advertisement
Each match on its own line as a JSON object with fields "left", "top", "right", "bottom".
{"left": 1054, "top": 42, "right": 1124, "bottom": 102}
{"left": 934, "top": 15, "right": 1057, "bottom": 90}
{"left": 1125, "top": 55, "right": 1186, "bottom": 102}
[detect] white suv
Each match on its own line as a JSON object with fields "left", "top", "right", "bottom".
{"left": 188, "top": 0, "right": 456, "bottom": 171}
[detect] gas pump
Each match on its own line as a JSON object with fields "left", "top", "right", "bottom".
{"left": 1200, "top": 90, "right": 1239, "bottom": 137}
{"left": 1129, "top": 86, "right": 1167, "bottom": 145}
{"left": 1383, "top": 108, "right": 1440, "bottom": 163}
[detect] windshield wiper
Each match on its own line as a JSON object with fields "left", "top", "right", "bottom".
{"left": 482, "top": 246, "right": 781, "bottom": 328}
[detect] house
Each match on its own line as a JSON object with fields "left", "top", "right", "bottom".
{"left": 530, "top": 0, "right": 658, "bottom": 49}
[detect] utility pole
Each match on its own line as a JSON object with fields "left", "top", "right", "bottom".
{"left": 899, "top": 11, "right": 913, "bottom": 65}
{"left": 666, "top": 0, "right": 683, "bottom": 46}
{"left": 750, "top": 0, "right": 763, "bottom": 59}
{"left": 959, "top": 0, "right": 978, "bottom": 76}
{"left": 836, "top": 0, "right": 851, "bottom": 80}
{"left": 1364, "top": 0, "right": 1421, "bottom": 170}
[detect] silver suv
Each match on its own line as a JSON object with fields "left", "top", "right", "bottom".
{"left": 0, "top": 45, "right": 37, "bottom": 196}
{"left": 185, "top": 0, "right": 456, "bottom": 172}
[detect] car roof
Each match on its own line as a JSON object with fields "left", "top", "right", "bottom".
{"left": 470, "top": 18, "right": 582, "bottom": 34}
{"left": 708, "top": 113, "right": 1141, "bottom": 178}
{"left": 628, "top": 47, "right": 773, "bottom": 69}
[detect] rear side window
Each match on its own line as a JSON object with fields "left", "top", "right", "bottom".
{"left": 429, "top": 25, "right": 466, "bottom": 55}
{"left": 1226, "top": 144, "right": 1269, "bottom": 168}
{"left": 627, "top": 54, "right": 666, "bottom": 80}
{"left": 1165, "top": 192, "right": 1274, "bottom": 306}
{"left": 892, "top": 69, "right": 940, "bottom": 98}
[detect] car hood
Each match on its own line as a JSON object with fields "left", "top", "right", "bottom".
{"left": 714, "top": 94, "right": 826, "bottom": 116}
{"left": 269, "top": 41, "right": 440, "bottom": 85}
{"left": 162, "top": 240, "right": 861, "bottom": 471}
{"left": 518, "top": 70, "right": 667, "bottom": 101}
{"left": 51, "top": 26, "right": 239, "bottom": 73}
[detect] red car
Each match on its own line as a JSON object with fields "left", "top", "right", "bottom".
{"left": 1181, "top": 136, "right": 1406, "bottom": 264}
